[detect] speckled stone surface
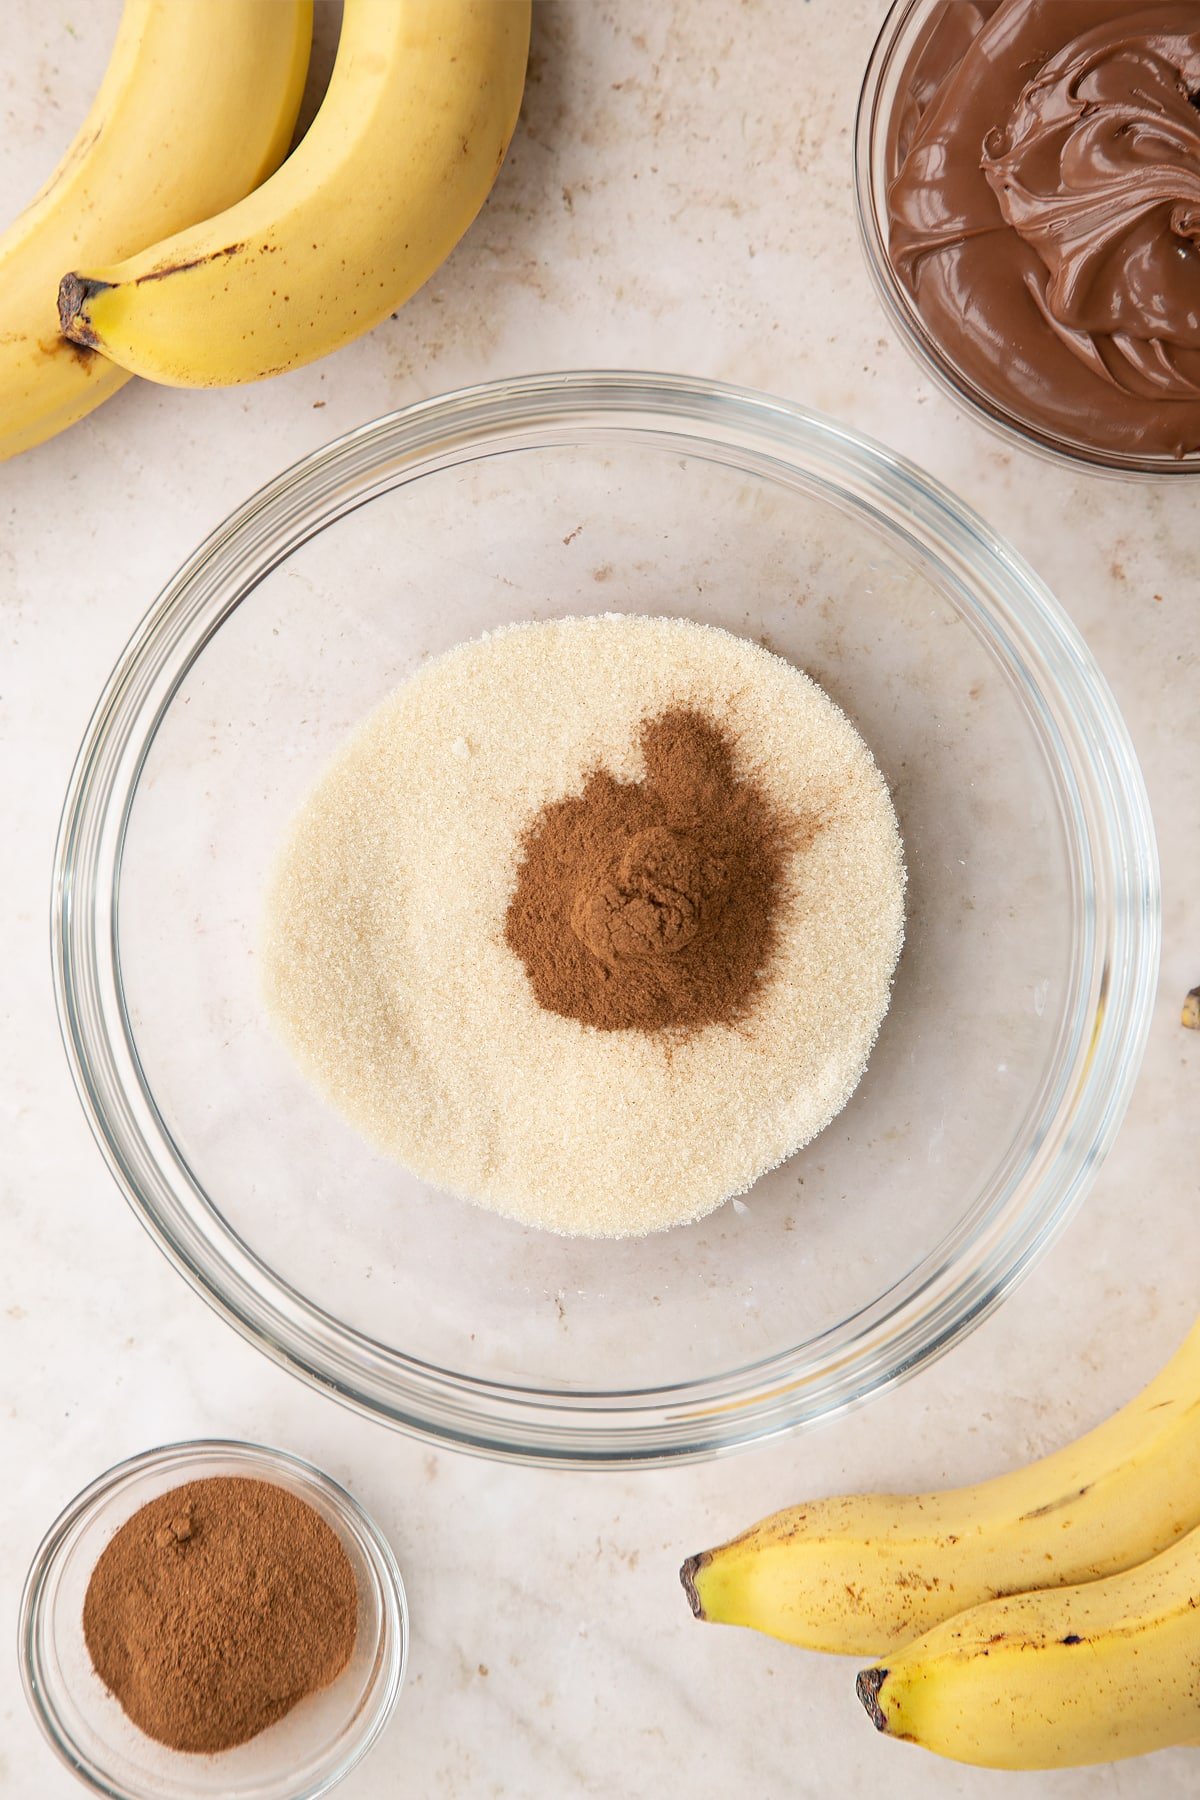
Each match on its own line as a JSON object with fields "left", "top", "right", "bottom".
{"left": 3, "top": 3, "right": 1199, "bottom": 1795}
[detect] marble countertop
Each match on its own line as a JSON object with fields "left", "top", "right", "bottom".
{"left": 4, "top": 3, "right": 1199, "bottom": 1795}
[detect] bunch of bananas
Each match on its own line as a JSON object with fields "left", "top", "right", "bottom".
{"left": 682, "top": 1317, "right": 1200, "bottom": 1769}
{"left": 1, "top": 0, "right": 530, "bottom": 460}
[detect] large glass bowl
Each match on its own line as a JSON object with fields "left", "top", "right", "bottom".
{"left": 855, "top": 0, "right": 1200, "bottom": 478}
{"left": 53, "top": 372, "right": 1159, "bottom": 1466}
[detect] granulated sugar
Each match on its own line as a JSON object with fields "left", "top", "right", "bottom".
{"left": 263, "top": 614, "right": 905, "bottom": 1237}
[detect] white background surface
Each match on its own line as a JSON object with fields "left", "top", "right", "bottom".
{"left": 3, "top": 3, "right": 1199, "bottom": 1795}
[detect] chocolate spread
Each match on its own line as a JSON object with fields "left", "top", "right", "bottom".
{"left": 886, "top": 1, "right": 1200, "bottom": 459}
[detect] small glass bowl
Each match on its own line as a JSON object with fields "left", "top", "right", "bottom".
{"left": 854, "top": 0, "right": 1200, "bottom": 478}
{"left": 18, "top": 1441, "right": 407, "bottom": 1800}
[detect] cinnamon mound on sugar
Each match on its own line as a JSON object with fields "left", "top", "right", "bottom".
{"left": 504, "top": 707, "right": 798, "bottom": 1034}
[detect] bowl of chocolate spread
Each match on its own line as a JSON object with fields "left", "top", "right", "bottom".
{"left": 856, "top": 0, "right": 1200, "bottom": 471}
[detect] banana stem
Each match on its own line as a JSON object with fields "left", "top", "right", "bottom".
{"left": 856, "top": 1666, "right": 889, "bottom": 1731}
{"left": 58, "top": 274, "right": 109, "bottom": 350}
{"left": 679, "top": 1553, "right": 708, "bottom": 1619}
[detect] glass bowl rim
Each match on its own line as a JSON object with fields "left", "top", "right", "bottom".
{"left": 853, "top": 0, "right": 1200, "bottom": 480}
{"left": 51, "top": 369, "right": 1160, "bottom": 1466}
{"left": 18, "top": 1437, "right": 408, "bottom": 1800}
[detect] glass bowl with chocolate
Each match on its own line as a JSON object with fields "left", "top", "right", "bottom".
{"left": 53, "top": 372, "right": 1158, "bottom": 1465}
{"left": 856, "top": 0, "right": 1200, "bottom": 475}
{"left": 19, "top": 1440, "right": 407, "bottom": 1800}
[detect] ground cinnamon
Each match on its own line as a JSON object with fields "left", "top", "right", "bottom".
{"left": 83, "top": 1476, "right": 357, "bottom": 1753}
{"left": 504, "top": 707, "right": 797, "bottom": 1033}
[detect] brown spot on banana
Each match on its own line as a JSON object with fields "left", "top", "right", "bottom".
{"left": 132, "top": 244, "right": 247, "bottom": 283}
{"left": 42, "top": 335, "right": 97, "bottom": 372}
{"left": 1017, "top": 1483, "right": 1091, "bottom": 1522}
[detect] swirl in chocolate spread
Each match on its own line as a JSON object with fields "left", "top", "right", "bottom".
{"left": 886, "top": 1, "right": 1200, "bottom": 459}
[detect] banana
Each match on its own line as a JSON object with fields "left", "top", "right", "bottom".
{"left": 856, "top": 1523, "right": 1200, "bottom": 1769}
{"left": 58, "top": 0, "right": 531, "bottom": 387}
{"left": 681, "top": 1315, "right": 1200, "bottom": 1655}
{"left": 0, "top": 0, "right": 312, "bottom": 460}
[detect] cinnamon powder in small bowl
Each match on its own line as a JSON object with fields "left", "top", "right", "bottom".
{"left": 83, "top": 1476, "right": 357, "bottom": 1754}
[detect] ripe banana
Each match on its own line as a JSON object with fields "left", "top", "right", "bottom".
{"left": 681, "top": 1315, "right": 1200, "bottom": 1655}
{"left": 857, "top": 1523, "right": 1200, "bottom": 1769}
{"left": 59, "top": 0, "right": 532, "bottom": 387}
{"left": 0, "top": 0, "right": 312, "bottom": 460}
